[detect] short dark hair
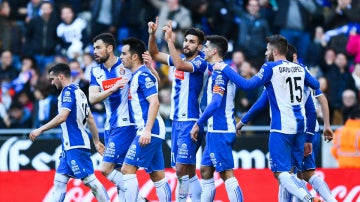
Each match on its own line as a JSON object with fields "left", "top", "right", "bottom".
{"left": 286, "top": 44, "right": 297, "bottom": 62}
{"left": 122, "top": 37, "right": 146, "bottom": 63}
{"left": 205, "top": 35, "right": 228, "bottom": 58}
{"left": 92, "top": 33, "right": 117, "bottom": 50}
{"left": 266, "top": 34, "right": 288, "bottom": 55}
{"left": 48, "top": 63, "right": 71, "bottom": 78}
{"left": 185, "top": 28, "right": 205, "bottom": 45}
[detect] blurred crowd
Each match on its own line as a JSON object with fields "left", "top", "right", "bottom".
{"left": 1, "top": 0, "right": 360, "bottom": 135}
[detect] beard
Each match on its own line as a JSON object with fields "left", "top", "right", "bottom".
{"left": 95, "top": 52, "right": 110, "bottom": 64}
{"left": 183, "top": 48, "right": 197, "bottom": 58}
{"left": 267, "top": 53, "right": 274, "bottom": 62}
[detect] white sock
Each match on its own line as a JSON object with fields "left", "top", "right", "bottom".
{"left": 278, "top": 172, "right": 312, "bottom": 202}
{"left": 154, "top": 177, "right": 172, "bottom": 202}
{"left": 123, "top": 174, "right": 139, "bottom": 202}
{"left": 107, "top": 170, "right": 125, "bottom": 201}
{"left": 225, "top": 177, "right": 243, "bottom": 202}
{"left": 176, "top": 175, "right": 189, "bottom": 201}
{"left": 83, "top": 174, "right": 110, "bottom": 202}
{"left": 309, "top": 175, "right": 337, "bottom": 202}
{"left": 189, "top": 175, "right": 202, "bottom": 202}
{"left": 52, "top": 173, "right": 69, "bottom": 202}
{"left": 278, "top": 184, "right": 292, "bottom": 202}
{"left": 201, "top": 178, "right": 216, "bottom": 202}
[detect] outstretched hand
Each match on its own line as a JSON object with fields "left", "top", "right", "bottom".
{"left": 142, "top": 51, "right": 153, "bottom": 68}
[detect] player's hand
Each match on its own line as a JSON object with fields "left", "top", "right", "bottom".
{"left": 148, "top": 16, "right": 158, "bottom": 35}
{"left": 142, "top": 51, "right": 153, "bottom": 68}
{"left": 190, "top": 123, "right": 199, "bottom": 142}
{"left": 139, "top": 129, "right": 151, "bottom": 146}
{"left": 236, "top": 121, "right": 244, "bottom": 136}
{"left": 110, "top": 78, "right": 129, "bottom": 92}
{"left": 29, "top": 129, "right": 41, "bottom": 142}
{"left": 304, "top": 142, "right": 313, "bottom": 157}
{"left": 162, "top": 20, "right": 173, "bottom": 42}
{"left": 94, "top": 141, "right": 105, "bottom": 156}
{"left": 213, "top": 62, "right": 227, "bottom": 71}
{"left": 323, "top": 126, "right": 334, "bottom": 142}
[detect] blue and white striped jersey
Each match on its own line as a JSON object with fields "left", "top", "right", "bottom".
{"left": 129, "top": 65, "right": 165, "bottom": 139}
{"left": 58, "top": 84, "right": 91, "bottom": 150}
{"left": 197, "top": 63, "right": 236, "bottom": 133}
{"left": 222, "top": 60, "right": 320, "bottom": 134}
{"left": 168, "top": 55, "right": 207, "bottom": 121}
{"left": 89, "top": 57, "right": 134, "bottom": 130}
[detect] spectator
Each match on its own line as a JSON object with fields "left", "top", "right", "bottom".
{"left": 0, "top": 78, "right": 13, "bottom": 110}
{"left": 151, "top": 0, "right": 192, "bottom": 49}
{"left": 25, "top": 0, "right": 42, "bottom": 23}
{"left": 0, "top": 50, "right": 19, "bottom": 81}
{"left": 235, "top": 0, "right": 271, "bottom": 69}
{"left": 320, "top": 47, "right": 337, "bottom": 74}
{"left": 324, "top": 0, "right": 360, "bottom": 54}
{"left": 308, "top": 26, "right": 327, "bottom": 68}
{"left": 12, "top": 56, "right": 37, "bottom": 93}
{"left": 32, "top": 82, "right": 57, "bottom": 128}
{"left": 68, "top": 59, "right": 89, "bottom": 97}
{"left": 8, "top": 101, "right": 32, "bottom": 129}
{"left": 346, "top": 26, "right": 360, "bottom": 68}
{"left": 25, "top": 1, "right": 60, "bottom": 73}
{"left": 57, "top": 4, "right": 89, "bottom": 60}
{"left": 332, "top": 106, "right": 360, "bottom": 168}
{"left": 90, "top": 0, "right": 121, "bottom": 39}
{"left": 0, "top": 0, "right": 11, "bottom": 52}
{"left": 341, "top": 89, "right": 358, "bottom": 123}
{"left": 14, "top": 89, "right": 34, "bottom": 112}
{"left": 230, "top": 50, "right": 246, "bottom": 72}
{"left": 273, "top": 0, "right": 318, "bottom": 64}
{"left": 81, "top": 53, "right": 97, "bottom": 82}
{"left": 325, "top": 52, "right": 357, "bottom": 124}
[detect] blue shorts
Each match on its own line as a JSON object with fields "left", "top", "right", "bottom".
{"left": 171, "top": 121, "right": 204, "bottom": 167}
{"left": 103, "top": 126, "right": 136, "bottom": 167}
{"left": 124, "top": 135, "right": 165, "bottom": 173}
{"left": 201, "top": 132, "right": 236, "bottom": 172}
{"left": 269, "top": 132, "right": 306, "bottom": 172}
{"left": 57, "top": 148, "right": 94, "bottom": 179}
{"left": 302, "top": 131, "right": 321, "bottom": 170}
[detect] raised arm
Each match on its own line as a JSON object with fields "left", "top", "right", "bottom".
{"left": 222, "top": 65, "right": 264, "bottom": 90}
{"left": 148, "top": 16, "right": 169, "bottom": 64}
{"left": 163, "top": 20, "right": 194, "bottom": 72}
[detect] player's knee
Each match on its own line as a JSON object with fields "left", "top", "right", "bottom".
{"left": 302, "top": 170, "right": 314, "bottom": 182}
{"left": 200, "top": 166, "right": 214, "bottom": 179}
{"left": 53, "top": 173, "right": 69, "bottom": 190}
{"left": 175, "top": 164, "right": 188, "bottom": 177}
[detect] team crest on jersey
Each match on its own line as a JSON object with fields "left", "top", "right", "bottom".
{"left": 63, "top": 91, "right": 72, "bottom": 102}
{"left": 119, "top": 67, "right": 126, "bottom": 75}
{"left": 145, "top": 77, "right": 155, "bottom": 88}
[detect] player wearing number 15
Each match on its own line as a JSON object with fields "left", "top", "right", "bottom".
{"left": 29, "top": 63, "right": 110, "bottom": 202}
{"left": 215, "top": 35, "right": 320, "bottom": 202}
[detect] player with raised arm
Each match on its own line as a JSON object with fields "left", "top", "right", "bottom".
{"left": 29, "top": 63, "right": 109, "bottom": 202}
{"left": 148, "top": 17, "right": 207, "bottom": 201}
{"left": 190, "top": 35, "right": 243, "bottom": 202}
{"left": 120, "top": 37, "right": 171, "bottom": 202}
{"left": 215, "top": 34, "right": 321, "bottom": 202}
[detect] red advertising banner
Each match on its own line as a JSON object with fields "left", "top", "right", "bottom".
{"left": 0, "top": 168, "right": 359, "bottom": 202}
